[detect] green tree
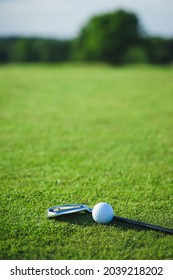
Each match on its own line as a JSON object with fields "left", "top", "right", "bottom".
{"left": 123, "top": 46, "right": 149, "bottom": 64}
{"left": 145, "top": 37, "right": 173, "bottom": 64}
{"left": 73, "top": 10, "right": 142, "bottom": 64}
{"left": 0, "top": 37, "right": 72, "bottom": 63}
{"left": 11, "top": 38, "right": 32, "bottom": 62}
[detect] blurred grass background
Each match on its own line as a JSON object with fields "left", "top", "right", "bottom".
{"left": 0, "top": 64, "right": 173, "bottom": 259}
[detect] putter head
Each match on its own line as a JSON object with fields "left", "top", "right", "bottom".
{"left": 47, "top": 203, "right": 92, "bottom": 218}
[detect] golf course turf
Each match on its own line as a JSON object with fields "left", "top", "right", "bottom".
{"left": 0, "top": 64, "right": 173, "bottom": 260}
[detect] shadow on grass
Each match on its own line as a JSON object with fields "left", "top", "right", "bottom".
{"left": 51, "top": 212, "right": 145, "bottom": 233}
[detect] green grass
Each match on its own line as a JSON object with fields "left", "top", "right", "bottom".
{"left": 0, "top": 64, "right": 173, "bottom": 260}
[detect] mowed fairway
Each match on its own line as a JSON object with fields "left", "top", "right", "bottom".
{"left": 0, "top": 64, "right": 173, "bottom": 260}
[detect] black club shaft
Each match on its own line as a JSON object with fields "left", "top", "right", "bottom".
{"left": 114, "top": 215, "right": 173, "bottom": 234}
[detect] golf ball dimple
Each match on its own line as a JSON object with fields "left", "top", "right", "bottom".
{"left": 92, "top": 202, "right": 114, "bottom": 224}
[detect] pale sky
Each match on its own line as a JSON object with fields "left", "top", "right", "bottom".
{"left": 0, "top": 0, "right": 173, "bottom": 38}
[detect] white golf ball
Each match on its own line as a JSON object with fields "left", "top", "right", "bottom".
{"left": 92, "top": 202, "right": 114, "bottom": 224}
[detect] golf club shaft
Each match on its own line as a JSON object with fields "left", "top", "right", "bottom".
{"left": 114, "top": 215, "right": 173, "bottom": 234}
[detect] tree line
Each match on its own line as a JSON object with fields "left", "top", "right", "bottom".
{"left": 0, "top": 10, "right": 173, "bottom": 65}
{"left": 0, "top": 37, "right": 71, "bottom": 63}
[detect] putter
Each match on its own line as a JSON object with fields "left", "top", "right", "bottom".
{"left": 47, "top": 203, "right": 173, "bottom": 234}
